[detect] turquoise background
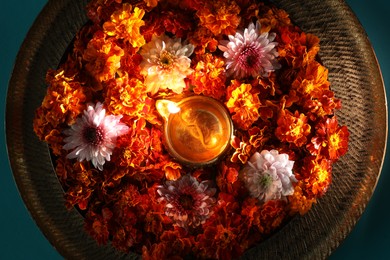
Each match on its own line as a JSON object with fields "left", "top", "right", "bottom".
{"left": 0, "top": 0, "right": 389, "bottom": 259}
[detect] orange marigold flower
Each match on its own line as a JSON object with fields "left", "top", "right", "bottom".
{"left": 230, "top": 135, "right": 253, "bottom": 164}
{"left": 190, "top": 53, "right": 227, "bottom": 100}
{"left": 226, "top": 81, "right": 261, "bottom": 130}
{"left": 61, "top": 160, "right": 98, "bottom": 210}
{"left": 33, "top": 70, "right": 87, "bottom": 140}
{"left": 83, "top": 31, "right": 124, "bottom": 82}
{"left": 258, "top": 6, "right": 291, "bottom": 33}
{"left": 307, "top": 117, "right": 349, "bottom": 160}
{"left": 189, "top": 26, "right": 219, "bottom": 54}
{"left": 288, "top": 184, "right": 317, "bottom": 215}
{"left": 278, "top": 27, "right": 319, "bottom": 68}
{"left": 197, "top": 1, "right": 241, "bottom": 36}
{"left": 303, "top": 89, "right": 342, "bottom": 119}
{"left": 292, "top": 61, "right": 330, "bottom": 98}
{"left": 276, "top": 109, "right": 311, "bottom": 147}
{"left": 103, "top": 3, "right": 146, "bottom": 48}
{"left": 163, "top": 161, "right": 182, "bottom": 181}
{"left": 104, "top": 73, "right": 161, "bottom": 125}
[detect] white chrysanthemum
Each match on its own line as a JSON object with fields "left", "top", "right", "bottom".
{"left": 241, "top": 150, "right": 296, "bottom": 202}
{"left": 63, "top": 102, "right": 129, "bottom": 171}
{"left": 140, "top": 34, "right": 194, "bottom": 95}
{"left": 219, "top": 21, "right": 281, "bottom": 79}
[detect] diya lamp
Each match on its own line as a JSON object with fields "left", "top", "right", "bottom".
{"left": 156, "top": 96, "right": 233, "bottom": 167}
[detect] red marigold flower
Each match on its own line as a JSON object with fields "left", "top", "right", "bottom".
{"left": 275, "top": 109, "right": 311, "bottom": 147}
{"left": 157, "top": 174, "right": 216, "bottom": 228}
{"left": 226, "top": 81, "right": 261, "bottom": 130}
{"left": 258, "top": 199, "right": 287, "bottom": 234}
{"left": 196, "top": 193, "right": 244, "bottom": 259}
{"left": 197, "top": 1, "right": 241, "bottom": 36}
{"left": 84, "top": 207, "right": 113, "bottom": 245}
{"left": 307, "top": 117, "right": 349, "bottom": 160}
{"left": 83, "top": 31, "right": 124, "bottom": 82}
{"left": 103, "top": 3, "right": 146, "bottom": 48}
{"left": 303, "top": 89, "right": 342, "bottom": 119}
{"left": 142, "top": 228, "right": 195, "bottom": 260}
{"left": 300, "top": 156, "right": 332, "bottom": 197}
{"left": 190, "top": 53, "right": 227, "bottom": 100}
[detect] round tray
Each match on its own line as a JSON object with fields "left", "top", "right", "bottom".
{"left": 6, "top": 0, "right": 387, "bottom": 259}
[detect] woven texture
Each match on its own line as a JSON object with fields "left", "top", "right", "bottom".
{"left": 6, "top": 0, "right": 387, "bottom": 259}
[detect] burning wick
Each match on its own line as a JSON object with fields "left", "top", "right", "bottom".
{"left": 156, "top": 96, "right": 233, "bottom": 167}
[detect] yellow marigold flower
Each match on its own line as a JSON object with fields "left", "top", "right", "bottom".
{"left": 226, "top": 81, "right": 261, "bottom": 130}
{"left": 103, "top": 3, "right": 146, "bottom": 48}
{"left": 197, "top": 1, "right": 241, "bottom": 36}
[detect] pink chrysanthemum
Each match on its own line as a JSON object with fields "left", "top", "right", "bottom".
{"left": 157, "top": 174, "right": 216, "bottom": 228}
{"left": 63, "top": 102, "right": 129, "bottom": 171}
{"left": 241, "top": 150, "right": 296, "bottom": 202}
{"left": 219, "top": 21, "right": 280, "bottom": 79}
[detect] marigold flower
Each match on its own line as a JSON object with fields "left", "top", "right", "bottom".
{"left": 219, "top": 21, "right": 281, "bottom": 79}
{"left": 196, "top": 193, "right": 244, "bottom": 259}
{"left": 258, "top": 200, "right": 287, "bottom": 234}
{"left": 103, "top": 3, "right": 146, "bottom": 48}
{"left": 300, "top": 157, "right": 332, "bottom": 197}
{"left": 104, "top": 73, "right": 161, "bottom": 125}
{"left": 190, "top": 53, "right": 227, "bottom": 100}
{"left": 292, "top": 61, "right": 330, "bottom": 98}
{"left": 33, "top": 70, "right": 87, "bottom": 140}
{"left": 259, "top": 7, "right": 291, "bottom": 33}
{"left": 83, "top": 32, "right": 124, "bottom": 82}
{"left": 288, "top": 184, "right": 317, "bottom": 215}
{"left": 197, "top": 1, "right": 241, "bottom": 36}
{"left": 308, "top": 117, "right": 349, "bottom": 160}
{"left": 276, "top": 109, "right": 311, "bottom": 147}
{"left": 230, "top": 135, "right": 253, "bottom": 164}
{"left": 241, "top": 150, "right": 297, "bottom": 202}
{"left": 139, "top": 34, "right": 194, "bottom": 94}
{"left": 157, "top": 174, "right": 216, "bottom": 228}
{"left": 63, "top": 102, "right": 129, "bottom": 170}
{"left": 226, "top": 82, "right": 261, "bottom": 130}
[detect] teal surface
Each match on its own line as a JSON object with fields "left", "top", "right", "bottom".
{"left": 0, "top": 1, "right": 388, "bottom": 259}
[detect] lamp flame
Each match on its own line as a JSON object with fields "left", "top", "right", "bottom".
{"left": 156, "top": 100, "right": 181, "bottom": 121}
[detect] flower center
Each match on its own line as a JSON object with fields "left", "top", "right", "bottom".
{"left": 82, "top": 126, "right": 104, "bottom": 146}
{"left": 179, "top": 193, "right": 195, "bottom": 211}
{"left": 258, "top": 172, "right": 273, "bottom": 189}
{"left": 159, "top": 50, "right": 174, "bottom": 68}
{"left": 239, "top": 45, "right": 260, "bottom": 69}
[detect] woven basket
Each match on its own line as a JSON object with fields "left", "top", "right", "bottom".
{"left": 6, "top": 0, "right": 387, "bottom": 259}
